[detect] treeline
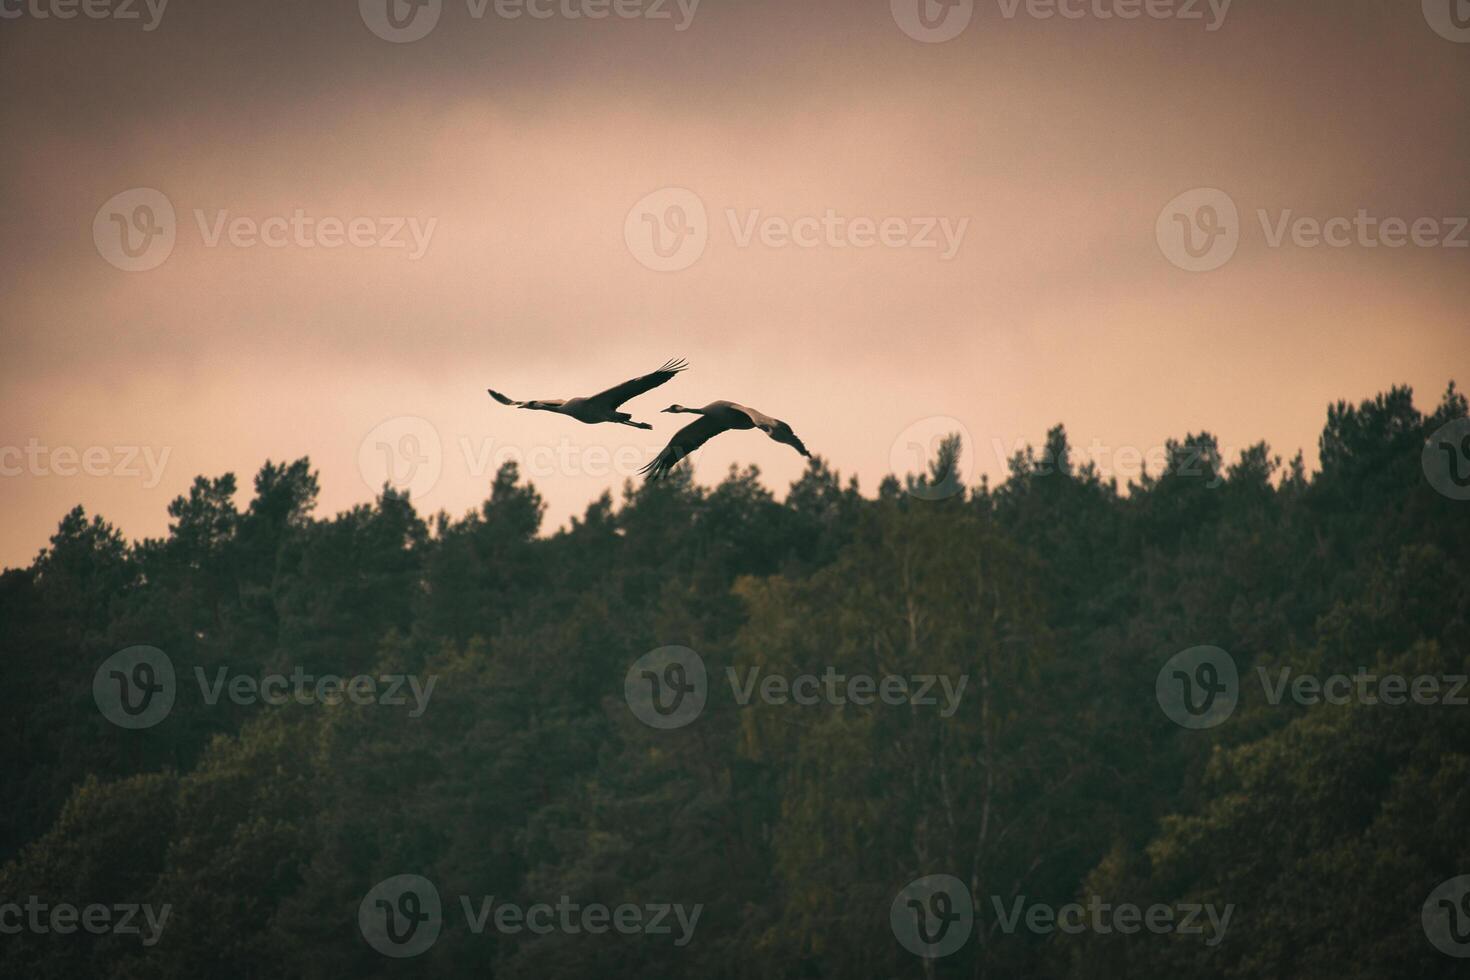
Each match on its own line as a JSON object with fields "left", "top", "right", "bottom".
{"left": 1, "top": 384, "right": 1467, "bottom": 978}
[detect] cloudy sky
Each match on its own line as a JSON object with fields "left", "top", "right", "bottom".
{"left": 1, "top": 0, "right": 1466, "bottom": 567}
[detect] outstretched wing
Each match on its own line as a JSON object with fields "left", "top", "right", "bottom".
{"left": 487, "top": 388, "right": 524, "bottom": 407}
{"left": 765, "top": 419, "right": 811, "bottom": 458}
{"left": 728, "top": 403, "right": 812, "bottom": 459}
{"left": 640, "top": 413, "right": 727, "bottom": 481}
{"left": 587, "top": 358, "right": 688, "bottom": 410}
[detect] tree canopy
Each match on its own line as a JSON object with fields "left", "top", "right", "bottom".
{"left": 3, "top": 383, "right": 1467, "bottom": 978}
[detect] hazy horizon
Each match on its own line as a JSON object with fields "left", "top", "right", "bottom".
{"left": 3, "top": 0, "right": 1466, "bottom": 568}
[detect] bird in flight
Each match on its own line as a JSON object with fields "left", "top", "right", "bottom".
{"left": 487, "top": 358, "right": 688, "bottom": 429}
{"left": 641, "top": 400, "right": 811, "bottom": 480}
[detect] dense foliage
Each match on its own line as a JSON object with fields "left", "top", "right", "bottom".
{"left": 2, "top": 384, "right": 1467, "bottom": 978}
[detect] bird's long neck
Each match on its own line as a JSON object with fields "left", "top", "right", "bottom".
{"left": 671, "top": 407, "right": 705, "bottom": 415}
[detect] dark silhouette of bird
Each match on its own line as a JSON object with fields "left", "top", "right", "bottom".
{"left": 641, "top": 400, "right": 811, "bottom": 480}
{"left": 487, "top": 358, "right": 688, "bottom": 429}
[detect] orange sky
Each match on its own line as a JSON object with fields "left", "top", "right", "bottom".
{"left": 2, "top": 0, "right": 1466, "bottom": 568}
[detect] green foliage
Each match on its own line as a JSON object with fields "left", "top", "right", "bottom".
{"left": 2, "top": 384, "right": 1467, "bottom": 977}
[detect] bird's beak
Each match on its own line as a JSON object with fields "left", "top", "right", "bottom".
{"left": 660, "top": 407, "right": 676, "bottom": 413}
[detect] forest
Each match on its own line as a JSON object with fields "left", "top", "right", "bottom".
{"left": 2, "top": 383, "right": 1468, "bottom": 979}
